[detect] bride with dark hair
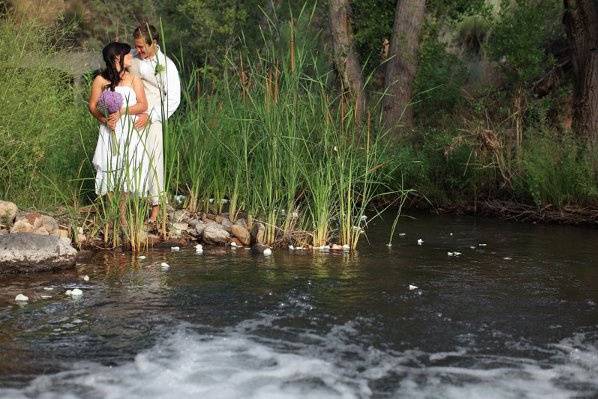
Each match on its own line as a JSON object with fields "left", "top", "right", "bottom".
{"left": 88, "top": 42, "right": 149, "bottom": 213}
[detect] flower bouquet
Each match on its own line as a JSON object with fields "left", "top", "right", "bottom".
{"left": 97, "top": 90, "right": 123, "bottom": 156}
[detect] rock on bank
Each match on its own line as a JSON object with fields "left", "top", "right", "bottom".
{"left": 0, "top": 233, "right": 77, "bottom": 274}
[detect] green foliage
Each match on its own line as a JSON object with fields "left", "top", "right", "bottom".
{"left": 352, "top": 0, "right": 395, "bottom": 72}
{"left": 517, "top": 132, "right": 598, "bottom": 207}
{"left": 486, "top": 0, "right": 563, "bottom": 83}
{"left": 427, "top": 0, "right": 491, "bottom": 20}
{"left": 414, "top": 23, "right": 468, "bottom": 122}
{"left": 0, "top": 18, "right": 93, "bottom": 207}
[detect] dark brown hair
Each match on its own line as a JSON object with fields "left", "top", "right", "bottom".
{"left": 101, "top": 42, "right": 131, "bottom": 91}
{"left": 133, "top": 23, "right": 159, "bottom": 45}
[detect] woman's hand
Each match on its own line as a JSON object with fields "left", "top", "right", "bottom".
{"left": 107, "top": 111, "right": 120, "bottom": 130}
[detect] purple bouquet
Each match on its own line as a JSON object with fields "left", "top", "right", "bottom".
{"left": 97, "top": 90, "right": 123, "bottom": 156}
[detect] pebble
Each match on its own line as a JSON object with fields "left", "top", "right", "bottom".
{"left": 82, "top": 275, "right": 90, "bottom": 282}
{"left": 138, "top": 255, "right": 146, "bottom": 260}
{"left": 453, "top": 251, "right": 462, "bottom": 256}
{"left": 160, "top": 262, "right": 170, "bottom": 270}
{"left": 15, "top": 294, "right": 29, "bottom": 302}
{"left": 417, "top": 239, "right": 424, "bottom": 245}
{"left": 398, "top": 233, "right": 406, "bottom": 237}
{"left": 478, "top": 243, "right": 487, "bottom": 247}
{"left": 171, "top": 246, "right": 180, "bottom": 252}
{"left": 230, "top": 242, "right": 238, "bottom": 248}
{"left": 448, "top": 252, "right": 454, "bottom": 256}
{"left": 195, "top": 244, "right": 203, "bottom": 254}
{"left": 263, "top": 248, "right": 272, "bottom": 256}
{"left": 41, "top": 295, "right": 52, "bottom": 299}
{"left": 43, "top": 287, "right": 54, "bottom": 291}
{"left": 408, "top": 284, "right": 418, "bottom": 291}
{"left": 66, "top": 288, "right": 83, "bottom": 297}
{"left": 503, "top": 257, "right": 512, "bottom": 260}
{"left": 288, "top": 245, "right": 295, "bottom": 250}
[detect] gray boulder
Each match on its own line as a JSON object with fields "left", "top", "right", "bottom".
{"left": 0, "top": 233, "right": 77, "bottom": 274}
{"left": 188, "top": 219, "right": 206, "bottom": 237}
{"left": 202, "top": 224, "right": 230, "bottom": 246}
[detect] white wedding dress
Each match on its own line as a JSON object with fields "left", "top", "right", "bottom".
{"left": 92, "top": 85, "right": 150, "bottom": 197}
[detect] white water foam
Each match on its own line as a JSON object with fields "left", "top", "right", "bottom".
{"left": 2, "top": 290, "right": 597, "bottom": 399}
{"left": 2, "top": 326, "right": 597, "bottom": 399}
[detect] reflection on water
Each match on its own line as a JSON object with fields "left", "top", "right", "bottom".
{"left": 0, "top": 213, "right": 597, "bottom": 398}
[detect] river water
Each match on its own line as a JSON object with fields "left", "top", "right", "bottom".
{"left": 0, "top": 214, "right": 597, "bottom": 398}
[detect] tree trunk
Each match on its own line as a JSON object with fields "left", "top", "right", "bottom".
{"left": 383, "top": 0, "right": 426, "bottom": 132}
{"left": 563, "top": 0, "right": 598, "bottom": 147}
{"left": 328, "top": 0, "right": 366, "bottom": 125}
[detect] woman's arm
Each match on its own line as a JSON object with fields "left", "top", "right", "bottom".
{"left": 88, "top": 76, "right": 108, "bottom": 124}
{"left": 124, "top": 76, "right": 148, "bottom": 115}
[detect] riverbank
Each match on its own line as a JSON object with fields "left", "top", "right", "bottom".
{"left": 410, "top": 200, "right": 598, "bottom": 226}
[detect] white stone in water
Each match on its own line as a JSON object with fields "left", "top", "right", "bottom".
{"left": 70, "top": 288, "right": 83, "bottom": 296}
{"left": 170, "top": 246, "right": 180, "bottom": 252}
{"left": 43, "top": 287, "right": 54, "bottom": 291}
{"left": 230, "top": 241, "right": 238, "bottom": 248}
{"left": 453, "top": 251, "right": 462, "bottom": 256}
{"left": 409, "top": 284, "right": 418, "bottom": 291}
{"left": 503, "top": 257, "right": 512, "bottom": 260}
{"left": 138, "top": 255, "right": 146, "bottom": 260}
{"left": 470, "top": 246, "right": 476, "bottom": 249}
{"left": 195, "top": 244, "right": 203, "bottom": 254}
{"left": 478, "top": 243, "right": 487, "bottom": 247}
{"left": 41, "top": 295, "right": 52, "bottom": 299}
{"left": 398, "top": 233, "right": 406, "bottom": 237}
{"left": 295, "top": 246, "right": 304, "bottom": 250}
{"left": 15, "top": 294, "right": 29, "bottom": 302}
{"left": 417, "top": 239, "right": 424, "bottom": 245}
{"left": 448, "top": 252, "right": 454, "bottom": 256}
{"left": 82, "top": 275, "right": 90, "bottom": 282}
{"left": 263, "top": 248, "right": 272, "bottom": 256}
{"left": 288, "top": 245, "right": 295, "bottom": 250}
{"left": 160, "top": 262, "right": 170, "bottom": 270}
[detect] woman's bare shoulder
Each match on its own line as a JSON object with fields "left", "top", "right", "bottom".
{"left": 93, "top": 74, "right": 109, "bottom": 86}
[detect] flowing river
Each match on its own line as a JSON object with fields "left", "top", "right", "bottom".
{"left": 1, "top": 214, "right": 597, "bottom": 398}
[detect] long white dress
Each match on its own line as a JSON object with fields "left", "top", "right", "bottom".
{"left": 92, "top": 85, "right": 149, "bottom": 197}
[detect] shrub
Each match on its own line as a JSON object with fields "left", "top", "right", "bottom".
{"left": 517, "top": 132, "right": 598, "bottom": 207}
{"left": 0, "top": 18, "right": 93, "bottom": 208}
